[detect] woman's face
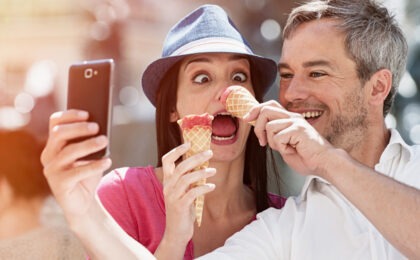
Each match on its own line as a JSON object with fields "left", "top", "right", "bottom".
{"left": 173, "top": 53, "right": 254, "bottom": 162}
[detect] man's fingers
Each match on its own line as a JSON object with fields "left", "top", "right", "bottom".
{"left": 252, "top": 103, "right": 288, "bottom": 146}
{"left": 265, "top": 118, "right": 307, "bottom": 154}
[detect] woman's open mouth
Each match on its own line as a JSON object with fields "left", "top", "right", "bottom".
{"left": 211, "top": 112, "right": 239, "bottom": 145}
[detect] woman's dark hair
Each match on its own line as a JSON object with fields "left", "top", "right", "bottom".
{"left": 0, "top": 130, "right": 51, "bottom": 199}
{"left": 154, "top": 56, "right": 280, "bottom": 213}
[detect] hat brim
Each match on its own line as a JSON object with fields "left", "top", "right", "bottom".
{"left": 142, "top": 49, "right": 277, "bottom": 107}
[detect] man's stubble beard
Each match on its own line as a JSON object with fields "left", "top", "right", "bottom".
{"left": 325, "top": 88, "right": 369, "bottom": 153}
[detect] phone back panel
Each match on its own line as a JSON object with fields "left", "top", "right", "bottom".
{"left": 67, "top": 59, "right": 113, "bottom": 160}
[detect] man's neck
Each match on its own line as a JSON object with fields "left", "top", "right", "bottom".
{"left": 349, "top": 124, "right": 390, "bottom": 168}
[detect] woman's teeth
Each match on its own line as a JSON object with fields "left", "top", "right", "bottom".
{"left": 212, "top": 134, "right": 235, "bottom": 141}
{"left": 302, "top": 111, "right": 322, "bottom": 119}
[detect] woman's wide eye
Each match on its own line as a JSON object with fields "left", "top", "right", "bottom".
{"left": 232, "top": 72, "right": 247, "bottom": 82}
{"left": 193, "top": 74, "right": 210, "bottom": 84}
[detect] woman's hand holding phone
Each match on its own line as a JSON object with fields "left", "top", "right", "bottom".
{"left": 41, "top": 110, "right": 112, "bottom": 222}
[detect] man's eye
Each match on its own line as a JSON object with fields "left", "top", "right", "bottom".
{"left": 232, "top": 72, "right": 247, "bottom": 82}
{"left": 193, "top": 74, "right": 210, "bottom": 83}
{"left": 310, "top": 72, "right": 326, "bottom": 78}
{"left": 280, "top": 73, "right": 293, "bottom": 79}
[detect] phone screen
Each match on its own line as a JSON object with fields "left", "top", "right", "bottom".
{"left": 67, "top": 59, "right": 113, "bottom": 160}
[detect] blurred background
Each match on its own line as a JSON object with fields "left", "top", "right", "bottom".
{"left": 0, "top": 0, "right": 419, "bottom": 196}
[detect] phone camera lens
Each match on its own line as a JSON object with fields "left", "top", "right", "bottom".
{"left": 84, "top": 68, "right": 93, "bottom": 79}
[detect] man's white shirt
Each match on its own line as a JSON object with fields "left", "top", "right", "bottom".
{"left": 199, "top": 129, "right": 419, "bottom": 259}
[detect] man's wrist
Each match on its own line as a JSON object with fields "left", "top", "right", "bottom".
{"left": 314, "top": 147, "right": 351, "bottom": 183}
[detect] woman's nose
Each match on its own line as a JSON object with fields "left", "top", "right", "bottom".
{"left": 216, "top": 84, "right": 230, "bottom": 102}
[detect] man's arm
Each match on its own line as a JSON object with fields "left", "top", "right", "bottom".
{"left": 247, "top": 102, "right": 420, "bottom": 259}
{"left": 197, "top": 208, "right": 288, "bottom": 259}
{"left": 319, "top": 148, "right": 420, "bottom": 259}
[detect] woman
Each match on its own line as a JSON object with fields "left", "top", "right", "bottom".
{"left": 41, "top": 5, "right": 283, "bottom": 259}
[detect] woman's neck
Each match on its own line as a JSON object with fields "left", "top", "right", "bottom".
{"left": 204, "top": 158, "right": 255, "bottom": 219}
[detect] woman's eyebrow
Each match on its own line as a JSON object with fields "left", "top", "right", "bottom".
{"left": 184, "top": 57, "right": 211, "bottom": 71}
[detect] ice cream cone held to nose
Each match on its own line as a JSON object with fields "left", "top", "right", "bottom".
{"left": 220, "top": 85, "right": 259, "bottom": 125}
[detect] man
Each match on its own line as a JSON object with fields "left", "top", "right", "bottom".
{"left": 199, "top": 0, "right": 420, "bottom": 259}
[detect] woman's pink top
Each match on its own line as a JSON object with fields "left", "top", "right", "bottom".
{"left": 97, "top": 166, "right": 286, "bottom": 259}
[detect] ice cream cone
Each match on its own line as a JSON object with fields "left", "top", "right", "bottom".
{"left": 177, "top": 113, "right": 213, "bottom": 226}
{"left": 220, "top": 85, "right": 259, "bottom": 125}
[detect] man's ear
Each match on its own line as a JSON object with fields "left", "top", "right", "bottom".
{"left": 368, "top": 69, "right": 392, "bottom": 105}
{"left": 170, "top": 110, "right": 180, "bottom": 122}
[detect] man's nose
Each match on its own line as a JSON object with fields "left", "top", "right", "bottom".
{"left": 280, "top": 76, "right": 309, "bottom": 103}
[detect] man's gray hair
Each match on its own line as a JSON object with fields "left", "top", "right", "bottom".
{"left": 283, "top": 0, "right": 408, "bottom": 116}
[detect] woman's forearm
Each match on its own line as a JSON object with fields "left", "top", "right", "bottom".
{"left": 69, "top": 195, "right": 156, "bottom": 260}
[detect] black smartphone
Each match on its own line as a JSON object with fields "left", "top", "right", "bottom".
{"left": 67, "top": 59, "right": 114, "bottom": 160}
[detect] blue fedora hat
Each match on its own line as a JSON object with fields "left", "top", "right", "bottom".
{"left": 141, "top": 4, "right": 277, "bottom": 106}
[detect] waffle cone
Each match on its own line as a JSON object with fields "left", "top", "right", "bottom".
{"left": 177, "top": 114, "right": 213, "bottom": 227}
{"left": 224, "top": 86, "right": 259, "bottom": 125}
{"left": 181, "top": 127, "right": 211, "bottom": 227}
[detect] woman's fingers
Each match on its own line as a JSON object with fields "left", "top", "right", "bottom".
{"left": 45, "top": 157, "right": 111, "bottom": 195}
{"left": 162, "top": 143, "right": 191, "bottom": 178}
{"left": 57, "top": 135, "right": 109, "bottom": 168}
{"left": 164, "top": 167, "right": 216, "bottom": 200}
{"left": 42, "top": 110, "right": 98, "bottom": 166}
{"left": 181, "top": 182, "right": 216, "bottom": 206}
{"left": 162, "top": 147, "right": 212, "bottom": 187}
{"left": 48, "top": 109, "right": 89, "bottom": 131}
{"left": 173, "top": 150, "right": 213, "bottom": 178}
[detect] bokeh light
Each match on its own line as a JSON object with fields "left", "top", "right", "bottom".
{"left": 398, "top": 72, "right": 417, "bottom": 98}
{"left": 409, "top": 124, "right": 420, "bottom": 144}
{"left": 0, "top": 106, "right": 30, "bottom": 130}
{"left": 119, "top": 86, "right": 139, "bottom": 107}
{"left": 244, "top": 0, "right": 266, "bottom": 11}
{"left": 260, "top": 19, "right": 281, "bottom": 41}
{"left": 385, "top": 113, "right": 397, "bottom": 128}
{"left": 14, "top": 92, "right": 35, "bottom": 114}
{"left": 24, "top": 60, "right": 56, "bottom": 98}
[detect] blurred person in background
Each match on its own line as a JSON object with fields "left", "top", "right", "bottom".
{"left": 0, "top": 129, "right": 85, "bottom": 259}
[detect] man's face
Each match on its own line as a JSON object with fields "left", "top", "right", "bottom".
{"left": 278, "top": 19, "right": 368, "bottom": 150}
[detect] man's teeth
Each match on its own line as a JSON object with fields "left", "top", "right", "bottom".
{"left": 302, "top": 111, "right": 322, "bottom": 119}
{"left": 212, "top": 134, "right": 235, "bottom": 141}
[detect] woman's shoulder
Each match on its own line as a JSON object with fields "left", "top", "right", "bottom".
{"left": 97, "top": 165, "right": 165, "bottom": 215}
{"left": 101, "top": 165, "right": 157, "bottom": 186}
{"left": 98, "top": 165, "right": 163, "bottom": 198}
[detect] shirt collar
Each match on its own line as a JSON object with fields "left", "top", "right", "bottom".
{"left": 298, "top": 175, "right": 330, "bottom": 199}
{"left": 379, "top": 128, "right": 413, "bottom": 163}
{"left": 299, "top": 129, "right": 413, "bottom": 197}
